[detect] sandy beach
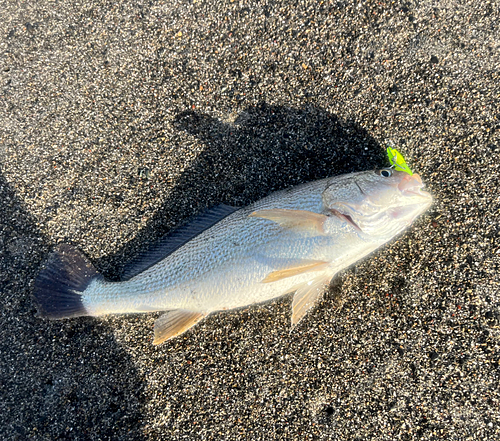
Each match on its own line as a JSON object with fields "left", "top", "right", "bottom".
{"left": 1, "top": 0, "right": 499, "bottom": 439}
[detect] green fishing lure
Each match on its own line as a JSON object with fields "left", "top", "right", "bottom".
{"left": 387, "top": 147, "right": 413, "bottom": 176}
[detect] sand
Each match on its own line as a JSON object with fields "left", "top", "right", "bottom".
{"left": 0, "top": 0, "right": 499, "bottom": 439}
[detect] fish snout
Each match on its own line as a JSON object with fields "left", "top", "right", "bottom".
{"left": 398, "top": 173, "right": 423, "bottom": 193}
{"left": 397, "top": 173, "right": 432, "bottom": 202}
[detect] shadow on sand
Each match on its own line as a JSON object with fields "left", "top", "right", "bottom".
{"left": 0, "top": 173, "right": 146, "bottom": 440}
{"left": 1, "top": 103, "right": 386, "bottom": 439}
{"left": 101, "top": 102, "right": 386, "bottom": 278}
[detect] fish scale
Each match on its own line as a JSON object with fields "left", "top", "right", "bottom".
{"left": 83, "top": 180, "right": 333, "bottom": 313}
{"left": 33, "top": 169, "right": 432, "bottom": 344}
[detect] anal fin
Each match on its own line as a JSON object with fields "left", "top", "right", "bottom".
{"left": 262, "top": 260, "right": 329, "bottom": 283}
{"left": 291, "top": 275, "right": 330, "bottom": 326}
{"left": 154, "top": 310, "right": 207, "bottom": 345}
{"left": 249, "top": 209, "right": 328, "bottom": 235}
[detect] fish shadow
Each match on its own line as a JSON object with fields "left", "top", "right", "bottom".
{"left": 0, "top": 173, "right": 147, "bottom": 440}
{"left": 2, "top": 103, "right": 385, "bottom": 439}
{"left": 102, "top": 102, "right": 386, "bottom": 277}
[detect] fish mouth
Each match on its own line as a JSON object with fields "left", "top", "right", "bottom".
{"left": 398, "top": 173, "right": 433, "bottom": 201}
{"left": 403, "top": 188, "right": 433, "bottom": 200}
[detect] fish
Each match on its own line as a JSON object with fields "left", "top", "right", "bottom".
{"left": 33, "top": 169, "right": 432, "bottom": 345}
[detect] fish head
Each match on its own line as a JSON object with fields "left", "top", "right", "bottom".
{"left": 323, "top": 169, "right": 433, "bottom": 239}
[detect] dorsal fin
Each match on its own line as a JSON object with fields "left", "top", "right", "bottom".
{"left": 121, "top": 204, "right": 239, "bottom": 280}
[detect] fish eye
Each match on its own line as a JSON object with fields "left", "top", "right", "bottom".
{"left": 378, "top": 169, "right": 392, "bottom": 178}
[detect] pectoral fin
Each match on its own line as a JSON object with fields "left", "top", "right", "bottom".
{"left": 291, "top": 275, "right": 330, "bottom": 326}
{"left": 262, "top": 260, "right": 329, "bottom": 283}
{"left": 249, "top": 209, "right": 328, "bottom": 235}
{"left": 153, "top": 310, "right": 207, "bottom": 345}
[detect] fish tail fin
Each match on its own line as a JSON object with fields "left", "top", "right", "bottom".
{"left": 33, "top": 244, "right": 101, "bottom": 319}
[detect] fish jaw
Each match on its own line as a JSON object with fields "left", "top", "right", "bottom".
{"left": 389, "top": 172, "right": 433, "bottom": 227}
{"left": 398, "top": 173, "right": 432, "bottom": 200}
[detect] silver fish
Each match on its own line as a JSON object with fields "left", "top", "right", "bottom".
{"left": 33, "top": 169, "right": 432, "bottom": 344}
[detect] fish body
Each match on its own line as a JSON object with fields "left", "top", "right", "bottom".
{"left": 33, "top": 169, "right": 432, "bottom": 344}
